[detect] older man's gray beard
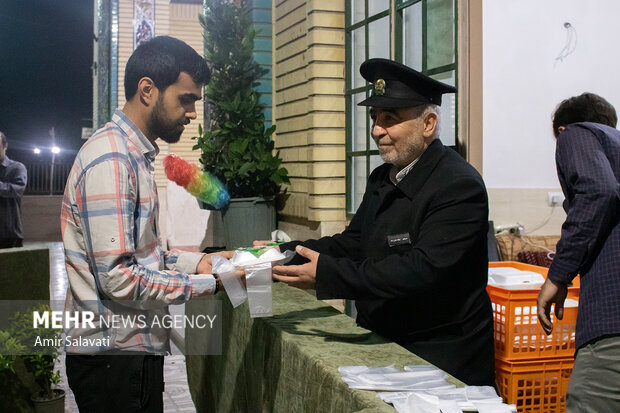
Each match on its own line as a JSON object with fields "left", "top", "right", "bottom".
{"left": 378, "top": 143, "right": 424, "bottom": 170}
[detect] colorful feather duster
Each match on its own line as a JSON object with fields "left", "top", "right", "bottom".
{"left": 163, "top": 154, "right": 230, "bottom": 210}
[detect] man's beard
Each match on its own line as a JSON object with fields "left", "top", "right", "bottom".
{"left": 148, "top": 99, "right": 184, "bottom": 144}
{"left": 376, "top": 139, "right": 424, "bottom": 169}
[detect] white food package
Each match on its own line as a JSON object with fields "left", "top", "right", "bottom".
{"left": 212, "top": 247, "right": 294, "bottom": 317}
{"left": 488, "top": 267, "right": 545, "bottom": 288}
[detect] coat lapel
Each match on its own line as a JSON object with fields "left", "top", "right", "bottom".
{"left": 367, "top": 140, "right": 446, "bottom": 220}
{"left": 396, "top": 139, "right": 446, "bottom": 200}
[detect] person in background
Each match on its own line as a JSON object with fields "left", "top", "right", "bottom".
{"left": 62, "top": 36, "right": 234, "bottom": 412}
{"left": 538, "top": 92, "right": 620, "bottom": 412}
{"left": 263, "top": 58, "right": 495, "bottom": 387}
{"left": 0, "top": 131, "right": 27, "bottom": 248}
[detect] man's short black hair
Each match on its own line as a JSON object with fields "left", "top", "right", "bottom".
{"left": 0, "top": 131, "right": 6, "bottom": 147}
{"left": 553, "top": 92, "right": 618, "bottom": 137}
{"left": 124, "top": 36, "right": 210, "bottom": 101}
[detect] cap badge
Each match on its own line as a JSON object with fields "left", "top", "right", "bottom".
{"left": 374, "top": 79, "right": 386, "bottom": 96}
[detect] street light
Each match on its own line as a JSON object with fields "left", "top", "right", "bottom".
{"left": 33, "top": 147, "right": 41, "bottom": 155}
{"left": 51, "top": 146, "right": 60, "bottom": 154}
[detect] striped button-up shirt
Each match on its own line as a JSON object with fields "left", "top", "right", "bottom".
{"left": 61, "top": 109, "right": 216, "bottom": 354}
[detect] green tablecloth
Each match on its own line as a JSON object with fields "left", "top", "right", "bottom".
{"left": 186, "top": 283, "right": 463, "bottom": 413}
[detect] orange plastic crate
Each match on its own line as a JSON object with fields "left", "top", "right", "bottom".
{"left": 488, "top": 262, "right": 579, "bottom": 360}
{"left": 496, "top": 357, "right": 573, "bottom": 413}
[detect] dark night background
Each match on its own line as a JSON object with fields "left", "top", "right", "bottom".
{"left": 0, "top": 0, "right": 94, "bottom": 166}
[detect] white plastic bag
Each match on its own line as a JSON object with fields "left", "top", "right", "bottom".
{"left": 339, "top": 364, "right": 452, "bottom": 391}
{"left": 230, "top": 247, "right": 294, "bottom": 267}
{"left": 376, "top": 383, "right": 514, "bottom": 412}
{"left": 211, "top": 255, "right": 247, "bottom": 308}
{"left": 245, "top": 262, "right": 273, "bottom": 318}
{"left": 212, "top": 246, "right": 294, "bottom": 316}
{"left": 407, "top": 392, "right": 440, "bottom": 413}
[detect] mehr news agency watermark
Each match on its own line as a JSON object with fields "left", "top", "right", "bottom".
{"left": 33, "top": 310, "right": 218, "bottom": 348}
{"left": 0, "top": 300, "right": 222, "bottom": 355}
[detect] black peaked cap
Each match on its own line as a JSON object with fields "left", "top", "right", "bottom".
{"left": 358, "top": 58, "right": 456, "bottom": 108}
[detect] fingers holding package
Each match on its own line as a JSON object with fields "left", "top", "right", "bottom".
{"left": 196, "top": 250, "right": 236, "bottom": 274}
{"left": 272, "top": 245, "right": 319, "bottom": 290}
{"left": 253, "top": 240, "right": 281, "bottom": 252}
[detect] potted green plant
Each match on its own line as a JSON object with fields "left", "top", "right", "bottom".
{"left": 3, "top": 304, "right": 65, "bottom": 413}
{"left": 193, "top": 0, "right": 289, "bottom": 248}
{"left": 0, "top": 330, "right": 25, "bottom": 372}
{"left": 0, "top": 330, "right": 36, "bottom": 412}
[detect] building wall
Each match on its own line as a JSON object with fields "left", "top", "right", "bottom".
{"left": 273, "top": 0, "right": 347, "bottom": 238}
{"left": 105, "top": 0, "right": 347, "bottom": 241}
{"left": 116, "top": 0, "right": 205, "bottom": 191}
{"left": 168, "top": 2, "right": 207, "bottom": 167}
{"left": 22, "top": 195, "right": 63, "bottom": 242}
{"left": 482, "top": 0, "right": 620, "bottom": 235}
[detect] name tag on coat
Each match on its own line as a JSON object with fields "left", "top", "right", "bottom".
{"left": 387, "top": 233, "right": 411, "bottom": 247}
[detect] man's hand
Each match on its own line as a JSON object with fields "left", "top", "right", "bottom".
{"left": 215, "top": 269, "right": 247, "bottom": 291}
{"left": 223, "top": 269, "right": 247, "bottom": 289}
{"left": 253, "top": 240, "right": 280, "bottom": 252}
{"left": 272, "top": 245, "right": 319, "bottom": 290}
{"left": 196, "top": 251, "right": 235, "bottom": 274}
{"left": 537, "top": 277, "right": 568, "bottom": 335}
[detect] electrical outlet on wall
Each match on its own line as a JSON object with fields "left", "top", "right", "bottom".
{"left": 547, "top": 192, "right": 565, "bottom": 207}
{"left": 495, "top": 223, "right": 525, "bottom": 235}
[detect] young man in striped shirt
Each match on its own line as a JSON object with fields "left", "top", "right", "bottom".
{"left": 62, "top": 36, "right": 228, "bottom": 412}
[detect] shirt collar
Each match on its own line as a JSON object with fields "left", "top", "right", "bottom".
{"left": 0, "top": 157, "right": 9, "bottom": 167}
{"left": 389, "top": 156, "right": 421, "bottom": 185}
{"left": 111, "top": 109, "right": 159, "bottom": 162}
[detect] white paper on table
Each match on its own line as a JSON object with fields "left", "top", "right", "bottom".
{"left": 338, "top": 365, "right": 401, "bottom": 376}
{"left": 369, "top": 370, "right": 447, "bottom": 384}
{"left": 438, "top": 399, "right": 463, "bottom": 413}
{"left": 377, "top": 391, "right": 410, "bottom": 404}
{"left": 377, "top": 385, "right": 514, "bottom": 412}
{"left": 425, "top": 387, "right": 468, "bottom": 401}
{"left": 473, "top": 401, "right": 514, "bottom": 413}
{"left": 465, "top": 386, "right": 502, "bottom": 401}
{"left": 407, "top": 392, "right": 440, "bottom": 413}
{"left": 340, "top": 364, "right": 453, "bottom": 391}
{"left": 378, "top": 391, "right": 464, "bottom": 413}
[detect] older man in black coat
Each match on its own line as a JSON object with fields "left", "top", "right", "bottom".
{"left": 271, "top": 58, "right": 495, "bottom": 386}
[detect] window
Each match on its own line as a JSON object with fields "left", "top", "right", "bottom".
{"left": 345, "top": 0, "right": 457, "bottom": 214}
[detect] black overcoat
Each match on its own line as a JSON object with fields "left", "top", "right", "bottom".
{"left": 282, "top": 139, "right": 495, "bottom": 386}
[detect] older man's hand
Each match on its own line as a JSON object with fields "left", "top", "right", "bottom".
{"left": 272, "top": 245, "right": 319, "bottom": 290}
{"left": 253, "top": 240, "right": 281, "bottom": 252}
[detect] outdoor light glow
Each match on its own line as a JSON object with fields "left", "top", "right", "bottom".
{"left": 51, "top": 146, "right": 60, "bottom": 154}
{"left": 33, "top": 148, "right": 41, "bottom": 154}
